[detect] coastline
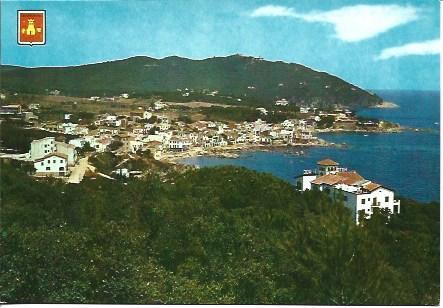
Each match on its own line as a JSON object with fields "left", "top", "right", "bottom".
{"left": 162, "top": 125, "right": 432, "bottom": 165}
{"left": 161, "top": 138, "right": 342, "bottom": 164}
{"left": 371, "top": 101, "right": 399, "bottom": 109}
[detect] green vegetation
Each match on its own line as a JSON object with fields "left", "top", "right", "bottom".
{"left": 1, "top": 55, "right": 382, "bottom": 108}
{"left": 0, "top": 161, "right": 439, "bottom": 304}
{"left": 89, "top": 152, "right": 169, "bottom": 176}
{"left": 0, "top": 120, "right": 76, "bottom": 152}
{"left": 202, "top": 106, "right": 260, "bottom": 122}
{"left": 317, "top": 115, "right": 335, "bottom": 128}
{"left": 379, "top": 120, "right": 400, "bottom": 129}
{"left": 177, "top": 114, "right": 193, "bottom": 124}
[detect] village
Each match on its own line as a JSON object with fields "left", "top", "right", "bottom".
{"left": 0, "top": 90, "right": 402, "bottom": 183}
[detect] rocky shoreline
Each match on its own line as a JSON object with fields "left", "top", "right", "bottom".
{"left": 161, "top": 125, "right": 432, "bottom": 164}
{"left": 161, "top": 138, "right": 336, "bottom": 164}
{"left": 371, "top": 101, "right": 399, "bottom": 109}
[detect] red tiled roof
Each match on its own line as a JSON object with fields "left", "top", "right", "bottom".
{"left": 311, "top": 171, "right": 364, "bottom": 186}
{"left": 317, "top": 158, "right": 339, "bottom": 166}
{"left": 363, "top": 182, "right": 382, "bottom": 192}
{"left": 35, "top": 152, "right": 68, "bottom": 162}
{"left": 311, "top": 174, "right": 342, "bottom": 185}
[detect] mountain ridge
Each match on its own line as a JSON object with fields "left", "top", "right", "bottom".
{"left": 0, "top": 54, "right": 382, "bottom": 108}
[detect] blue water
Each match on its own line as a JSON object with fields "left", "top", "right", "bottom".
{"left": 180, "top": 90, "right": 440, "bottom": 202}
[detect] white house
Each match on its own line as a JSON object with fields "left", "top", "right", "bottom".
{"left": 69, "top": 138, "right": 85, "bottom": 149}
{"left": 112, "top": 168, "right": 130, "bottom": 178}
{"left": 168, "top": 138, "right": 191, "bottom": 151}
{"left": 275, "top": 98, "right": 288, "bottom": 106}
{"left": 55, "top": 141, "right": 77, "bottom": 166}
{"left": 295, "top": 159, "right": 401, "bottom": 224}
{"left": 34, "top": 153, "right": 69, "bottom": 177}
{"left": 30, "top": 137, "right": 56, "bottom": 161}
{"left": 143, "top": 111, "right": 153, "bottom": 120}
{"left": 30, "top": 137, "right": 77, "bottom": 166}
{"left": 61, "top": 122, "right": 78, "bottom": 135}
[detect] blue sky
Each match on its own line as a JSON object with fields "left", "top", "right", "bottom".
{"left": 1, "top": 0, "right": 440, "bottom": 90}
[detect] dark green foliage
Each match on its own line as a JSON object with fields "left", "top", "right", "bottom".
{"left": 0, "top": 55, "right": 381, "bottom": 108}
{"left": 0, "top": 120, "right": 75, "bottom": 152}
{"left": 202, "top": 106, "right": 260, "bottom": 122}
{"left": 177, "top": 114, "right": 193, "bottom": 124}
{"left": 108, "top": 140, "right": 123, "bottom": 151}
{"left": 89, "top": 152, "right": 119, "bottom": 174}
{"left": 317, "top": 115, "right": 335, "bottom": 128}
{"left": 0, "top": 161, "right": 439, "bottom": 304}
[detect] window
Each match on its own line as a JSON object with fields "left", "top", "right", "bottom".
{"left": 47, "top": 160, "right": 50, "bottom": 164}
{"left": 53, "top": 160, "right": 56, "bottom": 163}
{"left": 394, "top": 204, "right": 399, "bottom": 213}
{"left": 59, "top": 167, "right": 64, "bottom": 171}
{"left": 41, "top": 162, "right": 44, "bottom": 166}
{"left": 362, "top": 199, "right": 366, "bottom": 204}
{"left": 385, "top": 196, "right": 389, "bottom": 202}
{"left": 60, "top": 160, "right": 63, "bottom": 163}
{"left": 46, "top": 167, "right": 50, "bottom": 171}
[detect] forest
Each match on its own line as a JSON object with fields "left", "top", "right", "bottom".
{"left": 0, "top": 160, "right": 439, "bottom": 304}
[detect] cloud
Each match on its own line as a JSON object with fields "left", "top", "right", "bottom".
{"left": 375, "top": 39, "right": 440, "bottom": 60}
{"left": 249, "top": 4, "right": 420, "bottom": 42}
{"left": 249, "top": 5, "right": 296, "bottom": 17}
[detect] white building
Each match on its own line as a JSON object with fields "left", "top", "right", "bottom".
{"left": 154, "top": 101, "right": 166, "bottom": 110}
{"left": 295, "top": 159, "right": 401, "bottom": 224}
{"left": 61, "top": 122, "right": 78, "bottom": 135}
{"left": 34, "top": 153, "right": 69, "bottom": 177}
{"left": 143, "top": 111, "right": 152, "bottom": 120}
{"left": 30, "top": 137, "right": 56, "bottom": 160}
{"left": 29, "top": 137, "right": 78, "bottom": 166}
{"left": 275, "top": 98, "right": 288, "bottom": 106}
{"left": 69, "top": 138, "right": 85, "bottom": 149}
{"left": 168, "top": 138, "right": 191, "bottom": 151}
{"left": 55, "top": 141, "right": 77, "bottom": 166}
{"left": 84, "top": 136, "right": 111, "bottom": 152}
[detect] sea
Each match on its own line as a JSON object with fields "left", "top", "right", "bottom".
{"left": 180, "top": 90, "right": 440, "bottom": 203}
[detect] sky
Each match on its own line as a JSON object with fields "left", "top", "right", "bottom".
{"left": 1, "top": 0, "right": 440, "bottom": 90}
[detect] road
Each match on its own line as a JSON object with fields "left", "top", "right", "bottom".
{"left": 67, "top": 157, "right": 89, "bottom": 184}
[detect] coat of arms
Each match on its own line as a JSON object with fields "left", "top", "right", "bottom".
{"left": 17, "top": 10, "right": 46, "bottom": 45}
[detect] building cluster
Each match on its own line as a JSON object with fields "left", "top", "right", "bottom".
{"left": 7, "top": 101, "right": 325, "bottom": 161}
{"left": 295, "top": 159, "right": 401, "bottom": 224}
{"left": 0, "top": 95, "right": 379, "bottom": 166}
{"left": 0, "top": 91, "right": 389, "bottom": 169}
{"left": 0, "top": 104, "right": 39, "bottom": 122}
{"left": 30, "top": 137, "right": 77, "bottom": 177}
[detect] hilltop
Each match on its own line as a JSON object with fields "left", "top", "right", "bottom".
{"left": 1, "top": 55, "right": 381, "bottom": 108}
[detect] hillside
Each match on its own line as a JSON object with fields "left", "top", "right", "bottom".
{"left": 0, "top": 55, "right": 381, "bottom": 108}
{"left": 0, "top": 161, "right": 439, "bottom": 304}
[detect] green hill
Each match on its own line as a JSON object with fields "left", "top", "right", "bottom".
{"left": 0, "top": 161, "right": 439, "bottom": 304}
{"left": 0, "top": 55, "right": 381, "bottom": 108}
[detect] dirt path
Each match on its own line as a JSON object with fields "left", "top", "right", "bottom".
{"left": 67, "top": 157, "right": 89, "bottom": 184}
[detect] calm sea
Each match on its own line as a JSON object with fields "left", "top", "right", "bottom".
{"left": 180, "top": 90, "right": 440, "bottom": 202}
